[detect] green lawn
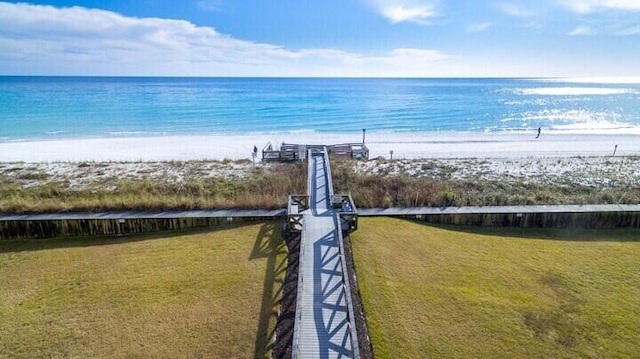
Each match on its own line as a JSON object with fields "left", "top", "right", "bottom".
{"left": 0, "top": 222, "right": 286, "bottom": 358}
{"left": 351, "top": 217, "right": 640, "bottom": 358}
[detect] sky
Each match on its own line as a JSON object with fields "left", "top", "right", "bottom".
{"left": 0, "top": 0, "right": 639, "bottom": 77}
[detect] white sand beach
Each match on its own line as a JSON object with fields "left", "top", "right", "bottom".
{"left": 1, "top": 133, "right": 639, "bottom": 193}
{"left": 0, "top": 133, "right": 638, "bottom": 162}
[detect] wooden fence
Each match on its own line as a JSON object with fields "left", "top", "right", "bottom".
{"left": 411, "top": 211, "right": 640, "bottom": 229}
{"left": 0, "top": 216, "right": 265, "bottom": 240}
{"left": 2, "top": 205, "right": 639, "bottom": 240}
{"left": 358, "top": 206, "right": 640, "bottom": 229}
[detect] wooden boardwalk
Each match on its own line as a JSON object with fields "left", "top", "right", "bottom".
{"left": 4, "top": 204, "right": 638, "bottom": 222}
{"left": 0, "top": 209, "right": 285, "bottom": 221}
{"left": 292, "top": 149, "right": 360, "bottom": 359}
{"left": 358, "top": 204, "right": 640, "bottom": 216}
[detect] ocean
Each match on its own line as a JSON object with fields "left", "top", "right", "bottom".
{"left": 1, "top": 77, "right": 639, "bottom": 142}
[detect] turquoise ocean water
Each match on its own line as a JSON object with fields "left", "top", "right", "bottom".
{"left": 1, "top": 77, "right": 639, "bottom": 142}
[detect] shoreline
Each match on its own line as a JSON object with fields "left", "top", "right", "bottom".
{"left": 1, "top": 132, "right": 639, "bottom": 162}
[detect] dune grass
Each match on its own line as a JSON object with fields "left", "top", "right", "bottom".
{"left": 0, "top": 221, "right": 286, "bottom": 358}
{"left": 0, "top": 162, "right": 307, "bottom": 213}
{"left": 2, "top": 158, "right": 639, "bottom": 213}
{"left": 351, "top": 217, "right": 640, "bottom": 358}
{"left": 330, "top": 158, "right": 640, "bottom": 207}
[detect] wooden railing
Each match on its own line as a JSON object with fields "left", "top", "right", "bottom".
{"left": 262, "top": 142, "right": 369, "bottom": 162}
{"left": 334, "top": 194, "right": 358, "bottom": 233}
{"left": 291, "top": 148, "right": 361, "bottom": 358}
{"left": 287, "top": 195, "right": 309, "bottom": 232}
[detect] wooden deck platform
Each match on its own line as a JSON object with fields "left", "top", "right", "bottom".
{"left": 262, "top": 142, "right": 369, "bottom": 162}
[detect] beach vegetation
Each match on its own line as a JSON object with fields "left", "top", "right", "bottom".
{"left": 0, "top": 162, "right": 306, "bottom": 213}
{"left": 351, "top": 217, "right": 640, "bottom": 358}
{"left": 15, "top": 172, "right": 49, "bottom": 181}
{"left": 441, "top": 190, "right": 456, "bottom": 206}
{"left": 2, "top": 166, "right": 24, "bottom": 173}
{"left": 0, "top": 221, "right": 285, "bottom": 358}
{"left": 0, "top": 158, "right": 639, "bottom": 213}
{"left": 331, "top": 158, "right": 640, "bottom": 208}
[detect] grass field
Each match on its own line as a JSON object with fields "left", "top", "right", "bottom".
{"left": 351, "top": 217, "right": 640, "bottom": 358}
{"left": 0, "top": 222, "right": 286, "bottom": 358}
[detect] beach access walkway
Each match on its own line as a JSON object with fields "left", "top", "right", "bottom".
{"left": 262, "top": 141, "right": 369, "bottom": 162}
{"left": 291, "top": 149, "right": 360, "bottom": 358}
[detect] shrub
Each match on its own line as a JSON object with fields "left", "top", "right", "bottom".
{"left": 442, "top": 191, "right": 456, "bottom": 206}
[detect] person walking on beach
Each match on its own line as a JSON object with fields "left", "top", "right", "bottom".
{"left": 252, "top": 145, "right": 258, "bottom": 166}
{"left": 536, "top": 127, "right": 541, "bottom": 139}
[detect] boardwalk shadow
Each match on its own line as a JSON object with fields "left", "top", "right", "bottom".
{"left": 310, "top": 158, "right": 332, "bottom": 217}
{"left": 312, "top": 230, "right": 353, "bottom": 358}
{"left": 400, "top": 219, "right": 640, "bottom": 242}
{"left": 250, "top": 221, "right": 287, "bottom": 358}
{"left": 0, "top": 223, "right": 258, "bottom": 254}
{"left": 1, "top": 221, "right": 290, "bottom": 357}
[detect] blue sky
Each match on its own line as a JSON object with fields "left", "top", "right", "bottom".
{"left": 1, "top": 0, "right": 639, "bottom": 77}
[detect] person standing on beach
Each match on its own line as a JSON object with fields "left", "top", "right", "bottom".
{"left": 252, "top": 145, "right": 258, "bottom": 166}
{"left": 536, "top": 127, "right": 541, "bottom": 139}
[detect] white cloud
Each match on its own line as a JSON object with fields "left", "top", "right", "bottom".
{"left": 467, "top": 22, "right": 492, "bottom": 33}
{"left": 365, "top": 0, "right": 438, "bottom": 24}
{"left": 500, "top": 3, "right": 536, "bottom": 17}
{"left": 380, "top": 48, "right": 454, "bottom": 63}
{"left": 196, "top": 0, "right": 222, "bottom": 12}
{"left": 617, "top": 25, "right": 640, "bottom": 34}
{"left": 558, "top": 1, "right": 640, "bottom": 35}
{"left": 381, "top": 4, "right": 437, "bottom": 24}
{"left": 0, "top": 2, "right": 457, "bottom": 77}
{"left": 568, "top": 26, "right": 593, "bottom": 35}
{"left": 563, "top": 0, "right": 640, "bottom": 13}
